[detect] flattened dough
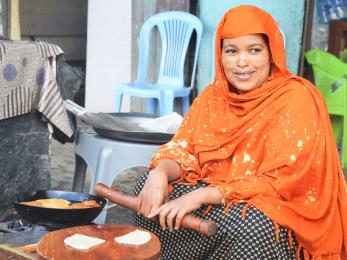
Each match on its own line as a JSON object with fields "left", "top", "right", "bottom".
{"left": 114, "top": 229, "right": 151, "bottom": 245}
{"left": 64, "top": 234, "right": 105, "bottom": 250}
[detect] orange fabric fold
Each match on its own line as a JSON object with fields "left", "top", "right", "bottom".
{"left": 149, "top": 5, "right": 347, "bottom": 259}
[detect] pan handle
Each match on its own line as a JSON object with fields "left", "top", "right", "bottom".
{"left": 94, "top": 183, "right": 217, "bottom": 236}
{"left": 19, "top": 243, "right": 38, "bottom": 253}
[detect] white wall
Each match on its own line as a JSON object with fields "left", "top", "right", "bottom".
{"left": 85, "top": 0, "right": 131, "bottom": 112}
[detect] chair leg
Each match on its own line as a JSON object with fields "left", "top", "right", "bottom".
{"left": 114, "top": 91, "right": 123, "bottom": 112}
{"left": 90, "top": 147, "right": 113, "bottom": 193}
{"left": 160, "top": 93, "right": 174, "bottom": 115}
{"left": 147, "top": 98, "right": 158, "bottom": 114}
{"left": 182, "top": 96, "right": 190, "bottom": 115}
{"left": 94, "top": 209, "right": 107, "bottom": 224}
{"left": 89, "top": 147, "right": 113, "bottom": 224}
{"left": 72, "top": 154, "right": 88, "bottom": 192}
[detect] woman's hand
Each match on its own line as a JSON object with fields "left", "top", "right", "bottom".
{"left": 137, "top": 159, "right": 182, "bottom": 218}
{"left": 137, "top": 169, "right": 169, "bottom": 218}
{"left": 149, "top": 186, "right": 223, "bottom": 231}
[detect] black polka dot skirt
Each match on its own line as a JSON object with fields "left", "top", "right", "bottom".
{"left": 133, "top": 173, "right": 301, "bottom": 260}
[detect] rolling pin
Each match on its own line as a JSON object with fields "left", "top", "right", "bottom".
{"left": 94, "top": 183, "right": 217, "bottom": 236}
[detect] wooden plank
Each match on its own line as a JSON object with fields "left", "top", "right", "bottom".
{"left": 21, "top": 36, "right": 86, "bottom": 60}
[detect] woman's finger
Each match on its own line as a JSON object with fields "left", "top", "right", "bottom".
{"left": 140, "top": 195, "right": 148, "bottom": 216}
{"left": 166, "top": 207, "right": 179, "bottom": 232}
{"left": 144, "top": 200, "right": 153, "bottom": 218}
{"left": 174, "top": 209, "right": 186, "bottom": 230}
{"left": 158, "top": 205, "right": 171, "bottom": 230}
{"left": 148, "top": 206, "right": 160, "bottom": 218}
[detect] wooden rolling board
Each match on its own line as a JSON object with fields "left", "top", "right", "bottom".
{"left": 37, "top": 224, "right": 160, "bottom": 260}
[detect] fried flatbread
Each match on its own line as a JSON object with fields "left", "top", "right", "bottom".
{"left": 36, "top": 198, "right": 71, "bottom": 209}
{"left": 20, "top": 199, "right": 100, "bottom": 209}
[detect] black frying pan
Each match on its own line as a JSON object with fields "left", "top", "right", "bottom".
{"left": 84, "top": 112, "right": 174, "bottom": 144}
{"left": 12, "top": 190, "right": 107, "bottom": 229}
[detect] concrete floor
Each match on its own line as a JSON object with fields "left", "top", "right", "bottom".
{"left": 49, "top": 134, "right": 146, "bottom": 226}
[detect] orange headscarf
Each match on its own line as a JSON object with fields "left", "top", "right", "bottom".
{"left": 149, "top": 5, "right": 347, "bottom": 259}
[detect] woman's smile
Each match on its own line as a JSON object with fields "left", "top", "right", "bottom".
{"left": 233, "top": 71, "right": 255, "bottom": 80}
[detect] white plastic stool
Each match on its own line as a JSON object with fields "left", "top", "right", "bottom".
{"left": 72, "top": 127, "right": 161, "bottom": 223}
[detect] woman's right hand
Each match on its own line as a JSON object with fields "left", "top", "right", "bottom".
{"left": 137, "top": 169, "right": 169, "bottom": 218}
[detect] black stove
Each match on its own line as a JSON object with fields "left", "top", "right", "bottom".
{"left": 0, "top": 217, "right": 49, "bottom": 248}
{"left": 0, "top": 216, "right": 93, "bottom": 247}
{"left": 0, "top": 217, "right": 48, "bottom": 233}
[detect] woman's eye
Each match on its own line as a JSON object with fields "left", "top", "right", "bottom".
{"left": 225, "top": 49, "right": 236, "bottom": 55}
{"left": 250, "top": 48, "right": 262, "bottom": 54}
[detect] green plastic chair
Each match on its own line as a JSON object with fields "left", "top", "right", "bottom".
{"left": 305, "top": 48, "right": 347, "bottom": 169}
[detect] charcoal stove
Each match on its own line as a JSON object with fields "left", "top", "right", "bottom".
{"left": 0, "top": 216, "right": 48, "bottom": 233}
{"left": 0, "top": 216, "right": 49, "bottom": 248}
{"left": 0, "top": 215, "right": 94, "bottom": 248}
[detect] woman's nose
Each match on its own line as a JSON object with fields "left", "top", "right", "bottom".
{"left": 237, "top": 53, "right": 249, "bottom": 67}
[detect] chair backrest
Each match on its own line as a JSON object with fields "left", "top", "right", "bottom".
{"left": 137, "top": 11, "right": 203, "bottom": 88}
{"left": 305, "top": 48, "right": 347, "bottom": 116}
{"left": 305, "top": 48, "right": 347, "bottom": 79}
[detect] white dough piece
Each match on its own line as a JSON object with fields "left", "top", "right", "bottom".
{"left": 64, "top": 234, "right": 105, "bottom": 250}
{"left": 114, "top": 229, "right": 151, "bottom": 245}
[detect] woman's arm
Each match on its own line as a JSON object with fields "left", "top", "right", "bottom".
{"left": 153, "top": 159, "right": 181, "bottom": 182}
{"left": 149, "top": 185, "right": 223, "bottom": 231}
{"left": 137, "top": 159, "right": 181, "bottom": 217}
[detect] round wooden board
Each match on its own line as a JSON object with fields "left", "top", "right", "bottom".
{"left": 37, "top": 224, "right": 160, "bottom": 260}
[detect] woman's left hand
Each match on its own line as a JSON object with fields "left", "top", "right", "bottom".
{"left": 148, "top": 188, "right": 205, "bottom": 231}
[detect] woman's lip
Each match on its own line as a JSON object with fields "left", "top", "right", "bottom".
{"left": 233, "top": 71, "right": 254, "bottom": 80}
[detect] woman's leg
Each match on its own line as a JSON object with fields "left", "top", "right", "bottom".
{"left": 214, "top": 205, "right": 299, "bottom": 259}
{"left": 132, "top": 172, "right": 299, "bottom": 260}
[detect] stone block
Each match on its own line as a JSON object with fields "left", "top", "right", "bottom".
{"left": 0, "top": 111, "right": 50, "bottom": 221}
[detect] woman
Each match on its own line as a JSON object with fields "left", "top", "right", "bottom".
{"left": 133, "top": 5, "right": 347, "bottom": 259}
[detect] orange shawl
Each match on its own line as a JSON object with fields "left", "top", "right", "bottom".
{"left": 149, "top": 5, "right": 347, "bottom": 259}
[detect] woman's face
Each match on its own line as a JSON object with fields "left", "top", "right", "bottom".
{"left": 221, "top": 34, "right": 271, "bottom": 94}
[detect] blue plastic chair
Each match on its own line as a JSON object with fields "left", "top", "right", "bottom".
{"left": 114, "top": 11, "right": 203, "bottom": 115}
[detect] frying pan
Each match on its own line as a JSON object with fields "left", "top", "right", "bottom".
{"left": 12, "top": 190, "right": 107, "bottom": 229}
{"left": 86, "top": 112, "right": 174, "bottom": 144}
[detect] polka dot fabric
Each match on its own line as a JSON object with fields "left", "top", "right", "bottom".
{"left": 133, "top": 173, "right": 301, "bottom": 259}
